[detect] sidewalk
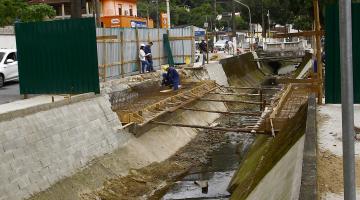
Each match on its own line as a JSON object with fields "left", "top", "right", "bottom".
{"left": 0, "top": 95, "right": 68, "bottom": 115}
{"left": 317, "top": 104, "right": 360, "bottom": 199}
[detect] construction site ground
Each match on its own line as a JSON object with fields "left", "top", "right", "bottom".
{"left": 317, "top": 105, "right": 360, "bottom": 199}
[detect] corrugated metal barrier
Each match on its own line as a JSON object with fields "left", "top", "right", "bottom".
{"left": 96, "top": 27, "right": 195, "bottom": 81}
{"left": 15, "top": 18, "right": 100, "bottom": 94}
{"left": 325, "top": 3, "right": 360, "bottom": 103}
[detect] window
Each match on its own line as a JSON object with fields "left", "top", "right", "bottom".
{"left": 129, "top": 5, "right": 133, "bottom": 16}
{"left": 5, "top": 52, "right": 16, "bottom": 63}
{"left": 0, "top": 53, "right": 4, "bottom": 63}
{"left": 118, "top": 4, "right": 122, "bottom": 15}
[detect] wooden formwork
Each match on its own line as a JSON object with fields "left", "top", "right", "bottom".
{"left": 119, "top": 80, "right": 218, "bottom": 127}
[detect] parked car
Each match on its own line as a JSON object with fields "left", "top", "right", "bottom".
{"left": 214, "top": 40, "right": 227, "bottom": 51}
{"left": 0, "top": 49, "right": 18, "bottom": 88}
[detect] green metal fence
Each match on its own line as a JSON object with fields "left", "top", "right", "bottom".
{"left": 15, "top": 18, "right": 100, "bottom": 94}
{"left": 325, "top": 3, "right": 360, "bottom": 103}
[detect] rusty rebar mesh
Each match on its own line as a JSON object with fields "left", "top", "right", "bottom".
{"left": 277, "top": 84, "right": 311, "bottom": 119}
{"left": 113, "top": 82, "right": 202, "bottom": 113}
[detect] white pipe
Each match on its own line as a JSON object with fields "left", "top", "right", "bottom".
{"left": 166, "top": 0, "right": 171, "bottom": 29}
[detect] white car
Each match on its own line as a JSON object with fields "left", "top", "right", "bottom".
{"left": 214, "top": 40, "right": 227, "bottom": 51}
{"left": 0, "top": 49, "right": 18, "bottom": 88}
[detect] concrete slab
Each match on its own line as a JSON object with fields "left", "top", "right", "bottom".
{"left": 317, "top": 104, "right": 360, "bottom": 156}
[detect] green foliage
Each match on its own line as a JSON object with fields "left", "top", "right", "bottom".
{"left": 293, "top": 15, "right": 313, "bottom": 31}
{"left": 137, "top": 0, "right": 360, "bottom": 31}
{"left": 0, "top": 0, "right": 26, "bottom": 26}
{"left": 234, "top": 16, "right": 248, "bottom": 30}
{"left": 20, "top": 3, "right": 56, "bottom": 23}
{"left": 0, "top": 0, "right": 55, "bottom": 26}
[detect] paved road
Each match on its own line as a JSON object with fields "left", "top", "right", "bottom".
{"left": 0, "top": 81, "right": 22, "bottom": 105}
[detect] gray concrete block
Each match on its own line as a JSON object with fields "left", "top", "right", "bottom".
{"left": 2, "top": 140, "right": 17, "bottom": 152}
{"left": 25, "top": 133, "right": 44, "bottom": 144}
{"left": 3, "top": 129, "right": 19, "bottom": 143}
{"left": 11, "top": 148, "right": 26, "bottom": 160}
{"left": 13, "top": 137, "right": 26, "bottom": 149}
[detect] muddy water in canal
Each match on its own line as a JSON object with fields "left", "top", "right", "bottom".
{"left": 162, "top": 132, "right": 255, "bottom": 200}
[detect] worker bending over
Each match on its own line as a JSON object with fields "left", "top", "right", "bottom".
{"left": 161, "top": 65, "right": 181, "bottom": 91}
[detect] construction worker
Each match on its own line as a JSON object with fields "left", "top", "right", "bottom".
{"left": 161, "top": 65, "right": 180, "bottom": 91}
{"left": 139, "top": 44, "right": 150, "bottom": 73}
{"left": 144, "top": 42, "right": 154, "bottom": 72}
{"left": 199, "top": 39, "right": 207, "bottom": 65}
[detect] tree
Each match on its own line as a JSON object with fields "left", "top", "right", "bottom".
{"left": 0, "top": 0, "right": 26, "bottom": 26}
{"left": 0, "top": 0, "right": 55, "bottom": 27}
{"left": 293, "top": 15, "right": 313, "bottom": 31}
{"left": 234, "top": 16, "right": 248, "bottom": 30}
{"left": 20, "top": 3, "right": 56, "bottom": 23}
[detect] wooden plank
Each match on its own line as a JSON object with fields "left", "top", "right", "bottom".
{"left": 96, "top": 35, "right": 117, "bottom": 40}
{"left": 150, "top": 121, "right": 271, "bottom": 134}
{"left": 314, "top": 0, "right": 323, "bottom": 104}
{"left": 276, "top": 78, "right": 318, "bottom": 84}
{"left": 120, "top": 32, "right": 125, "bottom": 78}
{"left": 168, "top": 36, "right": 194, "bottom": 41}
{"left": 199, "top": 98, "right": 266, "bottom": 105}
{"left": 98, "top": 55, "right": 193, "bottom": 68}
{"left": 179, "top": 108, "right": 262, "bottom": 116}
{"left": 208, "top": 92, "right": 270, "bottom": 97}
{"left": 221, "top": 86, "right": 281, "bottom": 91}
{"left": 135, "top": 28, "right": 140, "bottom": 72}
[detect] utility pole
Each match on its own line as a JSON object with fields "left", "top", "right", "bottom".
{"left": 232, "top": 0, "right": 236, "bottom": 39}
{"left": 339, "top": 0, "right": 357, "bottom": 199}
{"left": 166, "top": 0, "right": 171, "bottom": 29}
{"left": 214, "top": 0, "right": 217, "bottom": 41}
{"left": 262, "top": 0, "right": 265, "bottom": 40}
{"left": 234, "top": 0, "right": 252, "bottom": 51}
{"left": 267, "top": 10, "right": 270, "bottom": 41}
{"left": 71, "top": 0, "right": 82, "bottom": 19}
{"left": 156, "top": 0, "right": 160, "bottom": 28}
{"left": 94, "top": 0, "right": 101, "bottom": 27}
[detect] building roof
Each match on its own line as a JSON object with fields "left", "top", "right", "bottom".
{"left": 28, "top": 0, "right": 71, "bottom": 4}
{"left": 28, "top": 0, "right": 137, "bottom": 4}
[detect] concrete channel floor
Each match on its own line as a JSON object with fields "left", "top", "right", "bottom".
{"left": 317, "top": 104, "right": 360, "bottom": 199}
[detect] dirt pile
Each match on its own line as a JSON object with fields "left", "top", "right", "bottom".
{"left": 81, "top": 130, "right": 226, "bottom": 200}
{"left": 318, "top": 150, "right": 360, "bottom": 196}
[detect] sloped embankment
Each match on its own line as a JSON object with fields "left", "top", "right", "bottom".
{"left": 228, "top": 100, "right": 307, "bottom": 199}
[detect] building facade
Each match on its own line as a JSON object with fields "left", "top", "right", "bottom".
{"left": 28, "top": 0, "right": 153, "bottom": 28}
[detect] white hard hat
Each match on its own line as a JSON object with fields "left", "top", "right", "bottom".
{"left": 140, "top": 44, "right": 146, "bottom": 47}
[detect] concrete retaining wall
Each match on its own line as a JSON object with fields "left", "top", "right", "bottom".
{"left": 246, "top": 136, "right": 305, "bottom": 200}
{"left": 0, "top": 95, "right": 126, "bottom": 200}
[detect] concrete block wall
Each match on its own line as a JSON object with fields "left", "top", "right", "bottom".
{"left": 0, "top": 96, "right": 127, "bottom": 200}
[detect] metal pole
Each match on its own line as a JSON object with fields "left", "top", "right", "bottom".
{"left": 339, "top": 0, "right": 357, "bottom": 199}
{"left": 156, "top": 0, "right": 160, "bottom": 28}
{"left": 95, "top": 0, "right": 101, "bottom": 27}
{"left": 232, "top": 0, "right": 236, "bottom": 39}
{"left": 166, "top": 0, "right": 171, "bottom": 29}
{"left": 234, "top": 0, "right": 251, "bottom": 51}
{"left": 268, "top": 10, "right": 271, "bottom": 42}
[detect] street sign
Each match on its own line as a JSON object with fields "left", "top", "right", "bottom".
{"left": 195, "top": 31, "right": 206, "bottom": 37}
{"left": 204, "top": 22, "right": 209, "bottom": 28}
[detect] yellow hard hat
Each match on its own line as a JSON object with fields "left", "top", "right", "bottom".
{"left": 162, "top": 64, "right": 170, "bottom": 71}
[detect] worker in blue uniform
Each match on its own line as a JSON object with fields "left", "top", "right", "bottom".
{"left": 161, "top": 65, "right": 180, "bottom": 91}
